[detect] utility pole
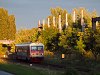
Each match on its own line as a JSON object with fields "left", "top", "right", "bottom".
{"left": 66, "top": 13, "right": 68, "bottom": 28}
{"left": 59, "top": 15, "right": 62, "bottom": 33}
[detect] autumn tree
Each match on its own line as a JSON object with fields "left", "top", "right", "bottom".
{"left": 41, "top": 26, "right": 59, "bottom": 51}
{"left": 0, "top": 8, "right": 9, "bottom": 40}
{"left": 75, "top": 32, "right": 86, "bottom": 54}
{"left": 49, "top": 7, "right": 73, "bottom": 28}
{"left": 92, "top": 29, "right": 100, "bottom": 60}
{"left": 0, "top": 8, "right": 16, "bottom": 40}
{"left": 8, "top": 15, "right": 16, "bottom": 40}
{"left": 15, "top": 28, "right": 38, "bottom": 43}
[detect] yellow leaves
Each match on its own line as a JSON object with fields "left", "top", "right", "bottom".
{"left": 15, "top": 28, "right": 38, "bottom": 43}
{"left": 77, "top": 32, "right": 83, "bottom": 36}
{"left": 84, "top": 51, "right": 94, "bottom": 59}
{"left": 0, "top": 57, "right": 7, "bottom": 64}
{"left": 0, "top": 8, "right": 16, "bottom": 40}
{"left": 44, "top": 50, "right": 54, "bottom": 58}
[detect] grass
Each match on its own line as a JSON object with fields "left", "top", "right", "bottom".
{"left": 0, "top": 59, "right": 63, "bottom": 75}
{"left": 0, "top": 63, "right": 43, "bottom": 75}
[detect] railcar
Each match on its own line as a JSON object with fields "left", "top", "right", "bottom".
{"left": 15, "top": 42, "right": 44, "bottom": 62}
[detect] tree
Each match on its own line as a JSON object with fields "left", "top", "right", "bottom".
{"left": 92, "top": 29, "right": 100, "bottom": 60}
{"left": 73, "top": 8, "right": 97, "bottom": 29}
{"left": 50, "top": 7, "right": 73, "bottom": 27}
{"left": 42, "top": 26, "right": 59, "bottom": 52}
{"left": 75, "top": 32, "right": 86, "bottom": 54}
{"left": 8, "top": 15, "right": 16, "bottom": 40}
{"left": 84, "top": 28, "right": 93, "bottom": 51}
{"left": 0, "top": 8, "right": 16, "bottom": 40}
{"left": 0, "top": 8, "right": 9, "bottom": 40}
{"left": 15, "top": 28, "right": 38, "bottom": 43}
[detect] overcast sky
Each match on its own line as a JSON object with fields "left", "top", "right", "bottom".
{"left": 0, "top": 0, "right": 100, "bottom": 30}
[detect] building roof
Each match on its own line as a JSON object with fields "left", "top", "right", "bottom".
{"left": 0, "top": 40, "right": 14, "bottom": 44}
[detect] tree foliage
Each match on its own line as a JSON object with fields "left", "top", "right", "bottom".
{"left": 0, "top": 8, "right": 16, "bottom": 40}
{"left": 15, "top": 28, "right": 38, "bottom": 43}
{"left": 41, "top": 26, "right": 59, "bottom": 52}
{"left": 92, "top": 29, "right": 100, "bottom": 59}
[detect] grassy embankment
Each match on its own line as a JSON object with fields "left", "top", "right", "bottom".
{"left": 0, "top": 58, "right": 62, "bottom": 75}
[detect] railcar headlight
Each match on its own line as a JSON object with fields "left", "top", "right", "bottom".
{"left": 41, "top": 53, "right": 43, "bottom": 55}
{"left": 3, "top": 55, "right": 6, "bottom": 58}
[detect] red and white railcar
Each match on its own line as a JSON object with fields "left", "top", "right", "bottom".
{"left": 15, "top": 42, "right": 44, "bottom": 62}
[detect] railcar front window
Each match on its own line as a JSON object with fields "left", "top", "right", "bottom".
{"left": 38, "top": 46, "right": 43, "bottom": 50}
{"left": 31, "top": 46, "right": 37, "bottom": 50}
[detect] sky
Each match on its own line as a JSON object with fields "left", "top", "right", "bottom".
{"left": 0, "top": 0, "right": 100, "bottom": 30}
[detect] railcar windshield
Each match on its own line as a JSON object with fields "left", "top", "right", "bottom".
{"left": 37, "top": 46, "right": 43, "bottom": 50}
{"left": 31, "top": 46, "right": 43, "bottom": 50}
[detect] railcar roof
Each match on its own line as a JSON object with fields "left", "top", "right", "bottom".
{"left": 15, "top": 42, "right": 44, "bottom": 46}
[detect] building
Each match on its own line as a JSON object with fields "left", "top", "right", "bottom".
{"left": 0, "top": 40, "right": 14, "bottom": 44}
